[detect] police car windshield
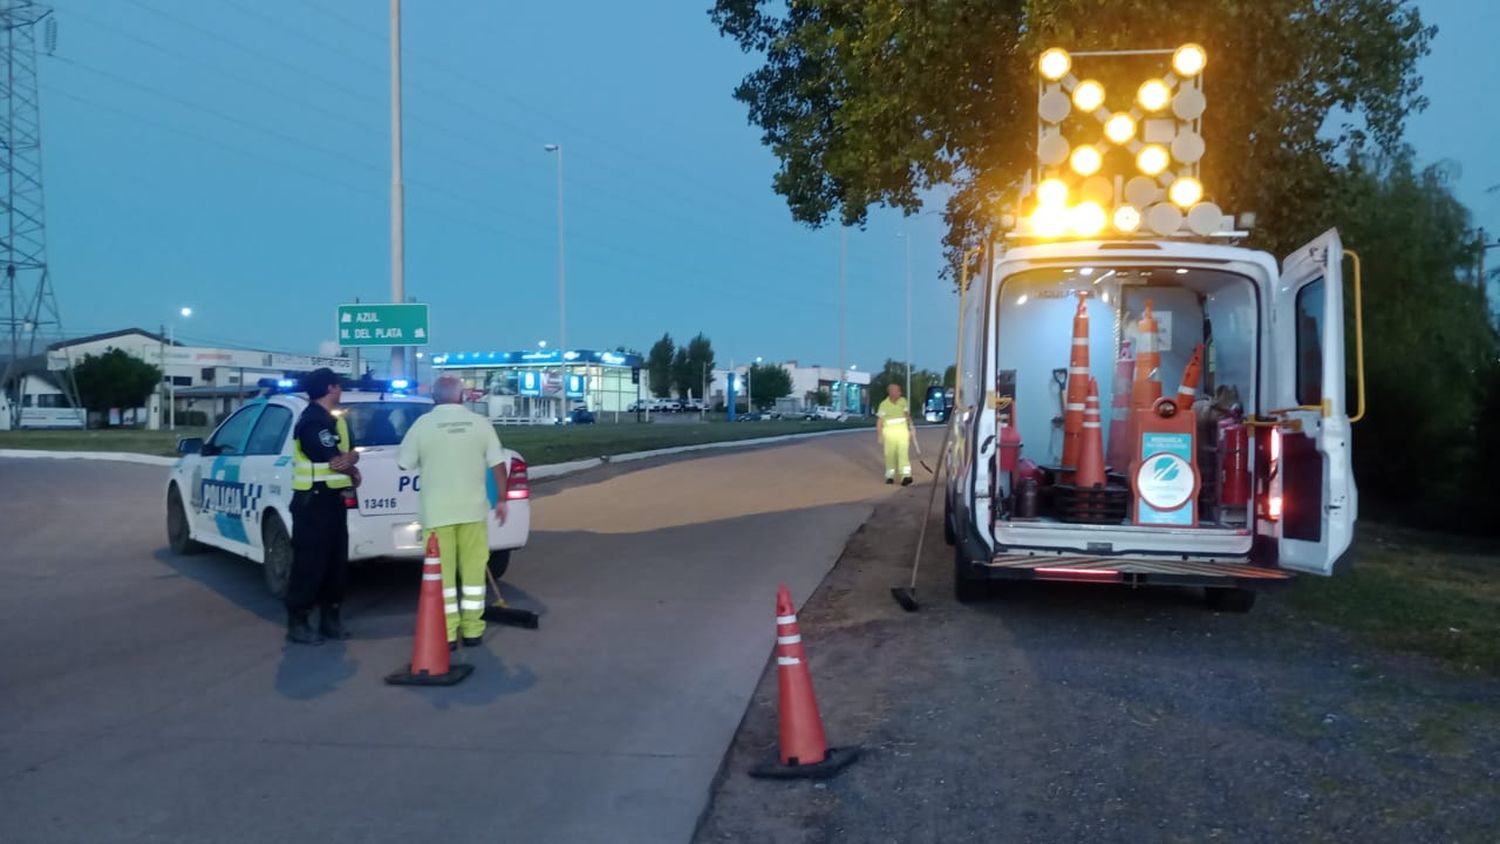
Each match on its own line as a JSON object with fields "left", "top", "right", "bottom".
{"left": 340, "top": 401, "right": 431, "bottom": 447}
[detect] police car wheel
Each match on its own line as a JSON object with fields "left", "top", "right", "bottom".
{"left": 262, "top": 514, "right": 294, "bottom": 600}
{"left": 167, "top": 486, "right": 204, "bottom": 555}
{"left": 487, "top": 549, "right": 511, "bottom": 580}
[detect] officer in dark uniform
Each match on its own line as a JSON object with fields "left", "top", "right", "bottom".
{"left": 286, "top": 368, "right": 360, "bottom": 645}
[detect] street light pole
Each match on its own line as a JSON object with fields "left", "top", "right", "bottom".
{"left": 898, "top": 232, "right": 912, "bottom": 401}
{"left": 389, "top": 0, "right": 406, "bottom": 380}
{"left": 167, "top": 307, "right": 191, "bottom": 431}
{"left": 838, "top": 227, "right": 847, "bottom": 414}
{"left": 544, "top": 143, "right": 566, "bottom": 421}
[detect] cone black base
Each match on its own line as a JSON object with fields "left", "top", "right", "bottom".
{"left": 384, "top": 663, "right": 475, "bottom": 686}
{"left": 749, "top": 746, "right": 860, "bottom": 780}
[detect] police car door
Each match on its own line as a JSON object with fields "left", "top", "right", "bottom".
{"left": 192, "top": 404, "right": 266, "bottom": 553}
{"left": 240, "top": 402, "right": 296, "bottom": 556}
{"left": 1274, "top": 229, "right": 1357, "bottom": 574}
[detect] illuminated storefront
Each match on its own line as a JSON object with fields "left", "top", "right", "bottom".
{"left": 431, "top": 348, "right": 645, "bottom": 422}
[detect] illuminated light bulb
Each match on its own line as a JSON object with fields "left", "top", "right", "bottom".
{"left": 1039, "top": 48, "right": 1072, "bottom": 81}
{"left": 1069, "top": 201, "right": 1108, "bottom": 237}
{"left": 1136, "top": 144, "right": 1170, "bottom": 176}
{"left": 1113, "top": 205, "right": 1142, "bottom": 232}
{"left": 1104, "top": 112, "right": 1137, "bottom": 145}
{"left": 1071, "top": 79, "right": 1105, "bottom": 112}
{"left": 1031, "top": 205, "right": 1069, "bottom": 238}
{"left": 1037, "top": 178, "right": 1070, "bottom": 207}
{"left": 1173, "top": 43, "right": 1207, "bottom": 78}
{"left": 1137, "top": 79, "right": 1171, "bottom": 112}
{"left": 1169, "top": 176, "right": 1204, "bottom": 208}
{"left": 1069, "top": 145, "right": 1102, "bottom": 177}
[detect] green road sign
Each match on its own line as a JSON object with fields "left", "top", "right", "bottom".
{"left": 337, "top": 303, "right": 429, "bottom": 347}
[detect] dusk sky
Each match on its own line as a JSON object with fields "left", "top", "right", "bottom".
{"left": 35, "top": 1, "right": 1500, "bottom": 375}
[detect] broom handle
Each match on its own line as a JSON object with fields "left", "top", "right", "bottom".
{"left": 910, "top": 422, "right": 954, "bottom": 590}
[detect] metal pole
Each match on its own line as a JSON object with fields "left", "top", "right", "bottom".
{"left": 168, "top": 322, "right": 175, "bottom": 431}
{"left": 838, "top": 227, "right": 847, "bottom": 413}
{"left": 158, "top": 322, "right": 165, "bottom": 431}
{"left": 555, "top": 146, "right": 566, "bottom": 421}
{"left": 904, "top": 233, "right": 912, "bottom": 401}
{"left": 388, "top": 0, "right": 405, "bottom": 380}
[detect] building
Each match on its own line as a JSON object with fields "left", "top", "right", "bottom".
{"left": 432, "top": 348, "right": 645, "bottom": 423}
{"left": 0, "top": 355, "right": 84, "bottom": 429}
{"left": 36, "top": 328, "right": 351, "bottom": 428}
{"left": 708, "top": 360, "right": 871, "bottom": 414}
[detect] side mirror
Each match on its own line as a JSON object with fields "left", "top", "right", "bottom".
{"left": 177, "top": 437, "right": 205, "bottom": 455}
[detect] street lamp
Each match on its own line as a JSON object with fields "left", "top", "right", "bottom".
{"left": 749, "top": 356, "right": 762, "bottom": 413}
{"left": 544, "top": 143, "right": 566, "bottom": 422}
{"left": 163, "top": 306, "right": 192, "bottom": 431}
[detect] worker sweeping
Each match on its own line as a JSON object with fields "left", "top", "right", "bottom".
{"left": 397, "top": 375, "right": 509, "bottom": 650}
{"left": 876, "top": 383, "right": 914, "bottom": 486}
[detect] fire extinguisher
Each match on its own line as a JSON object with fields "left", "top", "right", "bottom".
{"left": 1218, "top": 417, "right": 1250, "bottom": 509}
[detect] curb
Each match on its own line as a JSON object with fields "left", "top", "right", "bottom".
{"left": 0, "top": 449, "right": 177, "bottom": 467}
{"left": 0, "top": 425, "right": 881, "bottom": 475}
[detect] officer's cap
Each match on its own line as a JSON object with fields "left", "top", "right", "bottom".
{"left": 303, "top": 368, "right": 341, "bottom": 400}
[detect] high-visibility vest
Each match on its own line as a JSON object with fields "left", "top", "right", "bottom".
{"left": 292, "top": 415, "right": 352, "bottom": 490}
{"left": 877, "top": 397, "right": 909, "bottom": 426}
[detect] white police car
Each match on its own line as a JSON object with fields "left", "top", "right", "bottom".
{"left": 164, "top": 382, "right": 532, "bottom": 598}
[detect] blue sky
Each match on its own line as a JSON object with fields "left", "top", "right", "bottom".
{"left": 35, "top": 1, "right": 1499, "bottom": 375}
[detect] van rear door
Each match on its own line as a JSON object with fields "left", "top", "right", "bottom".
{"left": 1274, "top": 229, "right": 1357, "bottom": 574}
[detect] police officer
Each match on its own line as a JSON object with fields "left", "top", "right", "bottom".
{"left": 286, "top": 368, "right": 360, "bottom": 645}
{"left": 876, "top": 383, "right": 913, "bottom": 486}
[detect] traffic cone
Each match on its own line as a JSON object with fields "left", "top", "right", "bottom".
{"left": 385, "top": 533, "right": 474, "bottom": 686}
{"left": 1059, "top": 291, "right": 1091, "bottom": 478}
{"left": 749, "top": 584, "right": 859, "bottom": 779}
{"left": 1105, "top": 340, "right": 1135, "bottom": 472}
{"left": 1076, "top": 378, "right": 1106, "bottom": 489}
{"left": 1175, "top": 343, "right": 1204, "bottom": 413}
{"left": 1131, "top": 300, "right": 1163, "bottom": 416}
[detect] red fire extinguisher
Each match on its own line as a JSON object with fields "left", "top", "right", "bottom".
{"left": 1218, "top": 418, "right": 1250, "bottom": 508}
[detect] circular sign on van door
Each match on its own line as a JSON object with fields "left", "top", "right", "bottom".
{"left": 1134, "top": 452, "right": 1196, "bottom": 511}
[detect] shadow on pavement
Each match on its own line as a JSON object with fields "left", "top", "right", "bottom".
{"left": 275, "top": 640, "right": 360, "bottom": 700}
{"left": 385, "top": 645, "right": 538, "bottom": 711}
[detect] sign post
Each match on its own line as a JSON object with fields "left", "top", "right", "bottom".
{"left": 337, "top": 304, "right": 429, "bottom": 348}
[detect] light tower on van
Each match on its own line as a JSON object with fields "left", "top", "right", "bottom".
{"left": 1008, "top": 43, "right": 1242, "bottom": 241}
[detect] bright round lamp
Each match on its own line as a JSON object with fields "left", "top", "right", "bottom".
{"left": 1039, "top": 48, "right": 1072, "bottom": 81}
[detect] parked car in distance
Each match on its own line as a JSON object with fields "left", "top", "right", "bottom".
{"left": 565, "top": 406, "right": 596, "bottom": 425}
{"left": 803, "top": 405, "right": 849, "bottom": 422}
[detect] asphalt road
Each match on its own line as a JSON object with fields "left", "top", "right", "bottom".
{"left": 0, "top": 430, "right": 930, "bottom": 843}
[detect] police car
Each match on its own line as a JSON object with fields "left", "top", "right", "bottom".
{"left": 164, "top": 380, "right": 532, "bottom": 598}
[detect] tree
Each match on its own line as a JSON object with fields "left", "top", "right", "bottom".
{"left": 73, "top": 349, "right": 160, "bottom": 424}
{"left": 711, "top": 0, "right": 1432, "bottom": 267}
{"left": 671, "top": 348, "right": 694, "bottom": 398}
{"left": 943, "top": 365, "right": 957, "bottom": 389}
{"left": 647, "top": 333, "right": 675, "bottom": 398}
{"left": 684, "top": 333, "right": 717, "bottom": 399}
{"left": 748, "top": 362, "right": 792, "bottom": 410}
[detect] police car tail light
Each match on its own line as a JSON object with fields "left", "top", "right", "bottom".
{"left": 506, "top": 456, "right": 531, "bottom": 500}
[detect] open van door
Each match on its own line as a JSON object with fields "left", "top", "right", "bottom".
{"left": 1273, "top": 229, "right": 1358, "bottom": 574}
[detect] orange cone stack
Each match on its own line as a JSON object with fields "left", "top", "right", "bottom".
{"left": 1060, "top": 291, "right": 1091, "bottom": 477}
{"left": 385, "top": 533, "right": 474, "bottom": 686}
{"left": 1076, "top": 378, "right": 1106, "bottom": 489}
{"left": 749, "top": 584, "right": 859, "bottom": 779}
{"left": 1175, "top": 343, "right": 1204, "bottom": 413}
{"left": 1131, "top": 300, "right": 1163, "bottom": 416}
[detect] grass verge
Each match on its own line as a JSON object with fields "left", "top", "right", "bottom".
{"left": 0, "top": 418, "right": 874, "bottom": 463}
{"left": 1287, "top": 524, "right": 1500, "bottom": 675}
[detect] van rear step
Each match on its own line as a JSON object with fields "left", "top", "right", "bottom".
{"left": 982, "top": 553, "right": 1291, "bottom": 586}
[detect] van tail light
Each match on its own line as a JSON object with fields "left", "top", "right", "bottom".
{"left": 506, "top": 456, "right": 530, "bottom": 500}
{"left": 1267, "top": 493, "right": 1283, "bottom": 521}
{"left": 1258, "top": 426, "right": 1282, "bottom": 522}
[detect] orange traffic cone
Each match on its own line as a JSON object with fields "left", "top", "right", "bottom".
{"left": 1076, "top": 378, "right": 1106, "bottom": 489}
{"left": 749, "top": 584, "right": 859, "bottom": 779}
{"left": 1060, "top": 291, "right": 1091, "bottom": 477}
{"left": 385, "top": 533, "right": 474, "bottom": 686}
{"left": 1175, "top": 343, "right": 1204, "bottom": 412}
{"left": 1131, "top": 300, "right": 1163, "bottom": 415}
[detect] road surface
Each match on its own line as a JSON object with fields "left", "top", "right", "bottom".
{"left": 0, "top": 430, "right": 935, "bottom": 843}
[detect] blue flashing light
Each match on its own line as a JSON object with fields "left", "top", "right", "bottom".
{"left": 276, "top": 378, "right": 296, "bottom": 389}
{"left": 390, "top": 378, "right": 410, "bottom": 390}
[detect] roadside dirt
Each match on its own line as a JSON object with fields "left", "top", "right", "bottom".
{"left": 695, "top": 484, "right": 1500, "bottom": 843}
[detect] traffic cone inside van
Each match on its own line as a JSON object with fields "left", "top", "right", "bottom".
{"left": 1175, "top": 343, "right": 1204, "bottom": 412}
{"left": 1131, "top": 300, "right": 1164, "bottom": 415}
{"left": 1060, "top": 291, "right": 1091, "bottom": 477}
{"left": 749, "top": 584, "right": 859, "bottom": 779}
{"left": 385, "top": 533, "right": 474, "bottom": 686}
{"left": 1076, "top": 378, "right": 1106, "bottom": 489}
